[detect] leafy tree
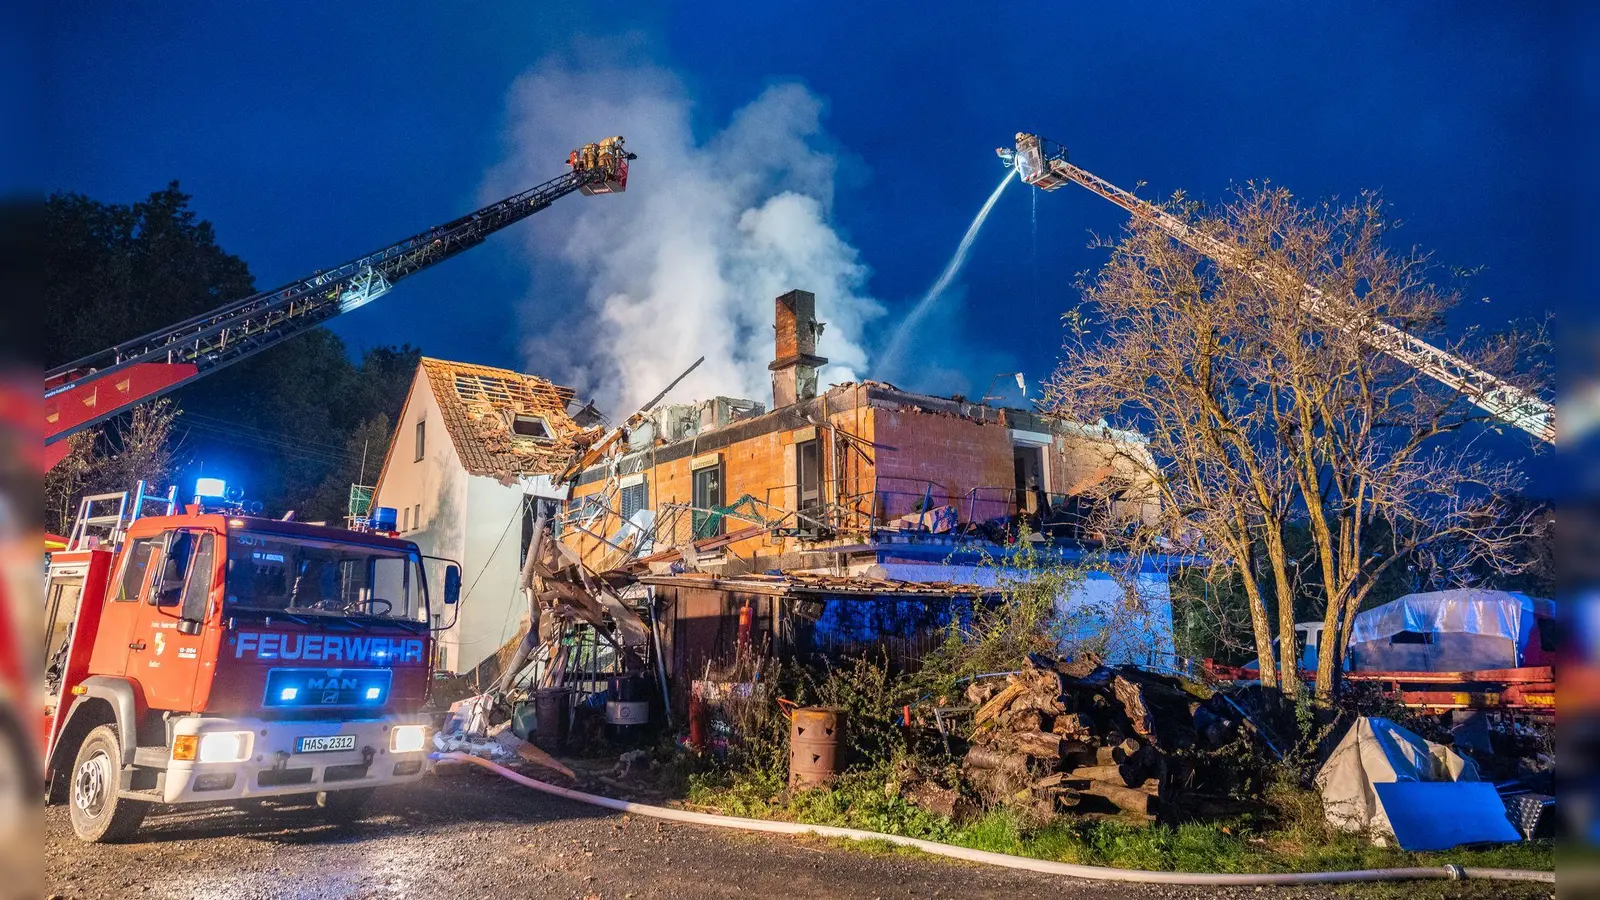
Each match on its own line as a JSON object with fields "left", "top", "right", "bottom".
{"left": 45, "top": 185, "right": 419, "bottom": 525}
{"left": 44, "top": 183, "right": 255, "bottom": 364}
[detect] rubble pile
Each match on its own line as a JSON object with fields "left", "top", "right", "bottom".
{"left": 959, "top": 653, "right": 1209, "bottom": 824}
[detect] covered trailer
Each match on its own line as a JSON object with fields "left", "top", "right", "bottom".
{"left": 1347, "top": 590, "right": 1557, "bottom": 673}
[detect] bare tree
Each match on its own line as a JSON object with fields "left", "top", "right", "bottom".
{"left": 1046, "top": 184, "right": 1548, "bottom": 702}
{"left": 45, "top": 400, "right": 180, "bottom": 536}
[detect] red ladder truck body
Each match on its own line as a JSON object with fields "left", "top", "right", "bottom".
{"left": 42, "top": 486, "right": 460, "bottom": 841}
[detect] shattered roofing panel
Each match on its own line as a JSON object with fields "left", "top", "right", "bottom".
{"left": 421, "top": 357, "right": 582, "bottom": 479}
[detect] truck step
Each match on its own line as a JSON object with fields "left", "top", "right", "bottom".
{"left": 133, "top": 747, "right": 171, "bottom": 768}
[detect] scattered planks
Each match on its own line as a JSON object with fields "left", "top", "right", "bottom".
{"left": 960, "top": 653, "right": 1198, "bottom": 824}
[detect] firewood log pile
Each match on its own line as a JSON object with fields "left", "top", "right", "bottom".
{"left": 959, "top": 653, "right": 1210, "bottom": 824}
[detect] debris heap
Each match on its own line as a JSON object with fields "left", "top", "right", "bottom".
{"left": 961, "top": 653, "right": 1203, "bottom": 823}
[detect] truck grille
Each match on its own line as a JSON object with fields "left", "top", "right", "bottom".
{"left": 257, "top": 768, "right": 314, "bottom": 788}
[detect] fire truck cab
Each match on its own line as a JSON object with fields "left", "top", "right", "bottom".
{"left": 43, "top": 483, "right": 458, "bottom": 842}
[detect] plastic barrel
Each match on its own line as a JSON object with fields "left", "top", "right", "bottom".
{"left": 789, "top": 707, "right": 846, "bottom": 789}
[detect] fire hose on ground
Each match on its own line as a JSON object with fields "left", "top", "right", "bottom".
{"left": 434, "top": 752, "right": 1553, "bottom": 888}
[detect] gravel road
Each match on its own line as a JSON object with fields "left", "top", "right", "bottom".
{"left": 44, "top": 770, "right": 1546, "bottom": 900}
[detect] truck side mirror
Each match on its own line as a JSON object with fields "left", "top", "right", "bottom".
{"left": 444, "top": 565, "right": 461, "bottom": 605}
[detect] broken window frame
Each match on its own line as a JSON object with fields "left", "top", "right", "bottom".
{"left": 620, "top": 477, "right": 649, "bottom": 524}
{"left": 510, "top": 413, "right": 554, "bottom": 441}
{"left": 692, "top": 464, "right": 724, "bottom": 539}
{"left": 795, "top": 439, "right": 821, "bottom": 534}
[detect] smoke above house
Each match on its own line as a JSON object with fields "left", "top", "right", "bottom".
{"left": 486, "top": 47, "right": 883, "bottom": 414}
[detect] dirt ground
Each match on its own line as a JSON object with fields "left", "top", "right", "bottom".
{"left": 43, "top": 769, "right": 1549, "bottom": 900}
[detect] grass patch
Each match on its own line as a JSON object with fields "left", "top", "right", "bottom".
{"left": 679, "top": 766, "right": 1554, "bottom": 881}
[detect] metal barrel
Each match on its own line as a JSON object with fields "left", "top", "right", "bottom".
{"left": 789, "top": 707, "right": 846, "bottom": 789}
{"left": 533, "top": 687, "right": 571, "bottom": 748}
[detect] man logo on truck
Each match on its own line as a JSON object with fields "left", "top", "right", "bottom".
{"left": 234, "top": 632, "right": 424, "bottom": 664}
{"left": 305, "top": 676, "right": 361, "bottom": 691}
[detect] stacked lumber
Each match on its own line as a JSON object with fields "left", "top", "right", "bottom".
{"left": 961, "top": 654, "right": 1199, "bottom": 823}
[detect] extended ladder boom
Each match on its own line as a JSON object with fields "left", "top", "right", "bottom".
{"left": 45, "top": 136, "right": 634, "bottom": 454}
{"left": 1001, "top": 134, "right": 1554, "bottom": 444}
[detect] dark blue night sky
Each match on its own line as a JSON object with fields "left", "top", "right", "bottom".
{"left": 39, "top": 3, "right": 1589, "bottom": 478}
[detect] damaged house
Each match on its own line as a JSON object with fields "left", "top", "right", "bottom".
{"left": 370, "top": 357, "right": 595, "bottom": 674}
{"left": 562, "top": 290, "right": 1183, "bottom": 707}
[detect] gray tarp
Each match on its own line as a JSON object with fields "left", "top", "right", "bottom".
{"left": 1315, "top": 716, "right": 1480, "bottom": 843}
{"left": 1346, "top": 589, "right": 1545, "bottom": 672}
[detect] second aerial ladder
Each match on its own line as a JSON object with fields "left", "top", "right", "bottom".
{"left": 999, "top": 133, "right": 1554, "bottom": 444}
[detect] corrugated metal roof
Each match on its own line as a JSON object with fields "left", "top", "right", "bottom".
{"left": 419, "top": 357, "right": 583, "bottom": 480}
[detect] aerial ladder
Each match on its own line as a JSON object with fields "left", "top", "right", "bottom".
{"left": 998, "top": 134, "right": 1555, "bottom": 444}
{"left": 42, "top": 136, "right": 637, "bottom": 470}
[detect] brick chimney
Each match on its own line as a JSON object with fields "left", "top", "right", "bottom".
{"left": 769, "top": 289, "right": 827, "bottom": 408}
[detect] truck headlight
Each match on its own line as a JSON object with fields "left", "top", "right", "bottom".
{"left": 197, "top": 731, "right": 252, "bottom": 763}
{"left": 390, "top": 725, "right": 427, "bottom": 754}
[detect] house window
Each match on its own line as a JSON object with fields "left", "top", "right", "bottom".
{"left": 413, "top": 504, "right": 421, "bottom": 531}
{"left": 402, "top": 507, "right": 411, "bottom": 531}
{"left": 511, "top": 414, "right": 552, "bottom": 440}
{"left": 415, "top": 419, "right": 426, "bottom": 462}
{"left": 796, "top": 439, "right": 821, "bottom": 516}
{"left": 620, "top": 477, "right": 649, "bottom": 523}
{"left": 692, "top": 465, "right": 723, "bottom": 538}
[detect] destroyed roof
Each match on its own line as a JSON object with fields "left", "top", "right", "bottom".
{"left": 418, "top": 357, "right": 583, "bottom": 479}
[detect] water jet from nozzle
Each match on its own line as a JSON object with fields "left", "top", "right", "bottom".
{"left": 880, "top": 168, "right": 1017, "bottom": 376}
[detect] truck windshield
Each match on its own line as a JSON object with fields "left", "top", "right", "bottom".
{"left": 225, "top": 530, "right": 426, "bottom": 623}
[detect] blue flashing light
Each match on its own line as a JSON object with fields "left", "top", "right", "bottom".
{"left": 365, "top": 687, "right": 381, "bottom": 700}
{"left": 371, "top": 506, "right": 398, "bottom": 532}
{"left": 195, "top": 477, "right": 227, "bottom": 499}
{"left": 280, "top": 687, "right": 298, "bottom": 701}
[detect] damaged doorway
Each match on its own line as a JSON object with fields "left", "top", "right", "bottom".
{"left": 1013, "top": 445, "right": 1044, "bottom": 518}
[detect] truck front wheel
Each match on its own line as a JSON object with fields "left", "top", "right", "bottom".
{"left": 68, "top": 725, "right": 147, "bottom": 843}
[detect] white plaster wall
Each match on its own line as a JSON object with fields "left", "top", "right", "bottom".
{"left": 372, "top": 372, "right": 469, "bottom": 669}
{"left": 447, "top": 474, "right": 572, "bottom": 675}
{"left": 1055, "top": 570, "right": 1176, "bottom": 668}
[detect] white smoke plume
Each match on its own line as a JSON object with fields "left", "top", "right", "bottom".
{"left": 484, "top": 47, "right": 882, "bottom": 414}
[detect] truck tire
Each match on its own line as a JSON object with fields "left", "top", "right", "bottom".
{"left": 68, "top": 725, "right": 147, "bottom": 843}
{"left": 316, "top": 786, "right": 376, "bottom": 822}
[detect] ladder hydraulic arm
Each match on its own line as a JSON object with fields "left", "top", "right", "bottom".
{"left": 44, "top": 136, "right": 636, "bottom": 465}
{"left": 999, "top": 133, "right": 1554, "bottom": 444}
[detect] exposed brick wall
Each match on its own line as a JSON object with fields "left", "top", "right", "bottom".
{"left": 774, "top": 293, "right": 799, "bottom": 362}
{"left": 871, "top": 406, "right": 1015, "bottom": 522}
{"left": 563, "top": 382, "right": 1158, "bottom": 567}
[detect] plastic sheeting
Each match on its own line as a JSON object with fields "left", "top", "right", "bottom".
{"left": 876, "top": 563, "right": 1176, "bottom": 668}
{"left": 1316, "top": 716, "right": 1481, "bottom": 844}
{"left": 1347, "top": 590, "right": 1544, "bottom": 671}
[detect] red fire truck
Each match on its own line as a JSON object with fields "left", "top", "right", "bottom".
{"left": 42, "top": 483, "right": 460, "bottom": 842}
